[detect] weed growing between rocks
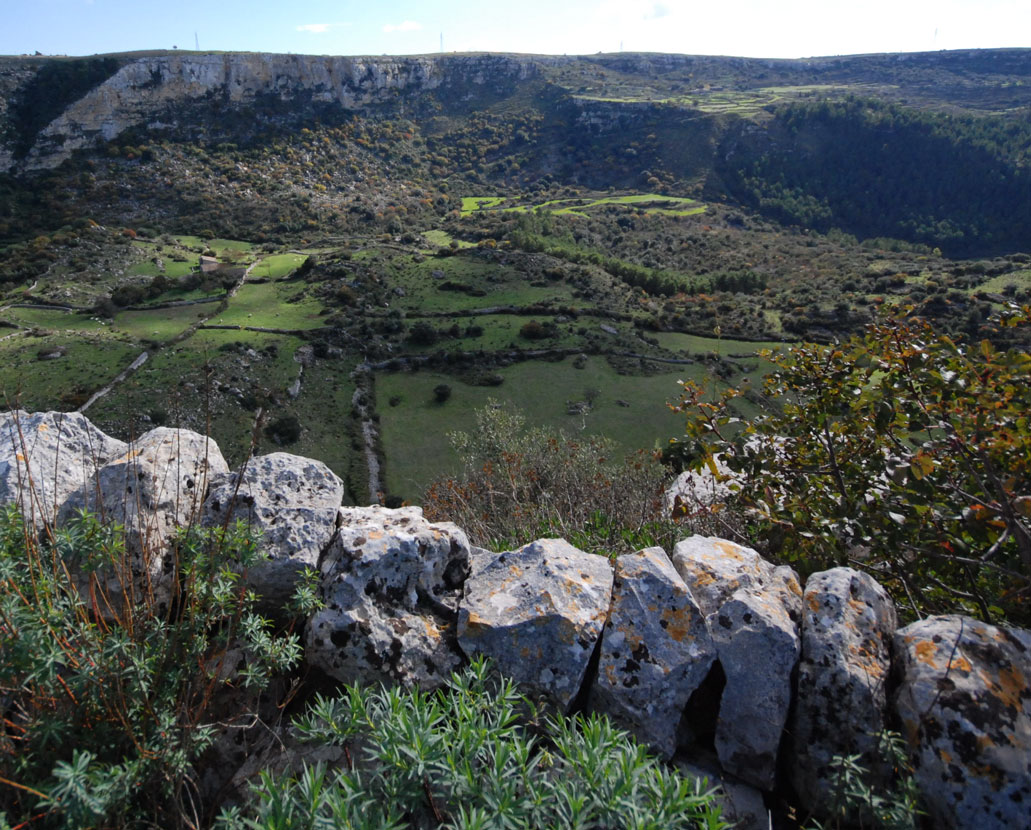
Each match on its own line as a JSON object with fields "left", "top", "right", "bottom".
{"left": 216, "top": 657, "right": 728, "bottom": 830}
{"left": 0, "top": 506, "right": 306, "bottom": 829}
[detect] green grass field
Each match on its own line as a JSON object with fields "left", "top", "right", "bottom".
{"left": 460, "top": 192, "right": 705, "bottom": 219}
{"left": 377, "top": 355, "right": 712, "bottom": 500}
{"left": 253, "top": 253, "right": 308, "bottom": 279}
{"left": 112, "top": 304, "right": 208, "bottom": 342}
{"left": 0, "top": 332, "right": 138, "bottom": 411}
{"left": 214, "top": 282, "right": 326, "bottom": 329}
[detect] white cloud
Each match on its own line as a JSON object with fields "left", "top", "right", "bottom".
{"left": 296, "top": 22, "right": 349, "bottom": 34}
{"left": 383, "top": 20, "right": 423, "bottom": 33}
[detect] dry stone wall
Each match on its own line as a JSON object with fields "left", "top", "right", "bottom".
{"left": 2, "top": 410, "right": 1029, "bottom": 830}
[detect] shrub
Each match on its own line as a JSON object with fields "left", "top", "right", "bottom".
{"left": 433, "top": 383, "right": 452, "bottom": 403}
{"left": 673, "top": 307, "right": 1031, "bottom": 624}
{"left": 0, "top": 507, "right": 306, "bottom": 828}
{"left": 422, "top": 402, "right": 703, "bottom": 555}
{"left": 265, "top": 414, "right": 302, "bottom": 445}
{"left": 216, "top": 658, "right": 727, "bottom": 830}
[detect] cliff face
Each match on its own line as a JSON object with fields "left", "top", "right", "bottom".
{"left": 1, "top": 53, "right": 539, "bottom": 171}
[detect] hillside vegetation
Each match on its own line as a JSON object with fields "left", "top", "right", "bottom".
{"left": 0, "top": 48, "right": 1029, "bottom": 500}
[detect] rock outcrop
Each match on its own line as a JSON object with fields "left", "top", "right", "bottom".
{"left": 0, "top": 410, "right": 126, "bottom": 527}
{"left": 893, "top": 615, "right": 1031, "bottom": 830}
{"left": 672, "top": 535, "right": 802, "bottom": 790}
{"left": 2, "top": 409, "right": 1029, "bottom": 828}
{"left": 306, "top": 506, "right": 470, "bottom": 689}
{"left": 591, "top": 546, "right": 715, "bottom": 758}
{"left": 8, "top": 53, "right": 538, "bottom": 171}
{"left": 791, "top": 567, "right": 898, "bottom": 813}
{"left": 457, "top": 538, "right": 613, "bottom": 712}
{"left": 60, "top": 426, "right": 227, "bottom": 608}
{"left": 204, "top": 452, "right": 345, "bottom": 612}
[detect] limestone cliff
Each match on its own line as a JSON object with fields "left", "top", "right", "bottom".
{"left": 0, "top": 52, "right": 539, "bottom": 171}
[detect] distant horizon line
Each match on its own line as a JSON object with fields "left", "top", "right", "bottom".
{"left": 3, "top": 45, "right": 1030, "bottom": 62}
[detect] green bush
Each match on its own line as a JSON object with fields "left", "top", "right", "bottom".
{"left": 673, "top": 307, "right": 1031, "bottom": 624}
{"left": 0, "top": 507, "right": 306, "bottom": 828}
{"left": 216, "top": 658, "right": 728, "bottom": 830}
{"left": 422, "top": 402, "right": 717, "bottom": 556}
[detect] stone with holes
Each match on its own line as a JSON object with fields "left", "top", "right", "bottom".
{"left": 672, "top": 535, "right": 802, "bottom": 790}
{"left": 0, "top": 410, "right": 126, "bottom": 527}
{"left": 204, "top": 452, "right": 344, "bottom": 612}
{"left": 893, "top": 615, "right": 1031, "bottom": 830}
{"left": 457, "top": 538, "right": 613, "bottom": 712}
{"left": 591, "top": 546, "right": 715, "bottom": 757}
{"left": 791, "top": 567, "right": 898, "bottom": 815}
{"left": 306, "top": 505, "right": 471, "bottom": 689}
{"left": 60, "top": 427, "right": 227, "bottom": 607}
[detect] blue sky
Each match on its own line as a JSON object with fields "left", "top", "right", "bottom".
{"left": 3, "top": 0, "right": 1029, "bottom": 59}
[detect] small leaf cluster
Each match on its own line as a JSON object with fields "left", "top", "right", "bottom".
{"left": 674, "top": 306, "right": 1031, "bottom": 623}
{"left": 0, "top": 507, "right": 303, "bottom": 828}
{"left": 806, "top": 731, "right": 923, "bottom": 830}
{"left": 218, "top": 657, "right": 727, "bottom": 830}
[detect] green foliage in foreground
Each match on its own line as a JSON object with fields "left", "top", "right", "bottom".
{"left": 675, "top": 306, "right": 1031, "bottom": 624}
{"left": 218, "top": 658, "right": 728, "bottom": 830}
{"left": 0, "top": 508, "right": 305, "bottom": 829}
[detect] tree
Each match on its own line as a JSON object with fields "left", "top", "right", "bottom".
{"left": 673, "top": 307, "right": 1031, "bottom": 624}
{"left": 433, "top": 383, "right": 452, "bottom": 404}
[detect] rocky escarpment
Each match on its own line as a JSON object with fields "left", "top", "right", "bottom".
{"left": 2, "top": 408, "right": 1029, "bottom": 830}
{"left": 0, "top": 52, "right": 538, "bottom": 171}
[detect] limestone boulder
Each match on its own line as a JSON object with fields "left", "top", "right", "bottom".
{"left": 60, "top": 427, "right": 227, "bottom": 604}
{"left": 591, "top": 547, "right": 716, "bottom": 757}
{"left": 676, "top": 757, "right": 770, "bottom": 830}
{"left": 893, "top": 615, "right": 1031, "bottom": 830}
{"left": 204, "top": 453, "right": 344, "bottom": 612}
{"left": 672, "top": 535, "right": 802, "bottom": 790}
{"left": 306, "top": 506, "right": 471, "bottom": 689}
{"left": 791, "top": 567, "right": 898, "bottom": 814}
{"left": 0, "top": 410, "right": 126, "bottom": 526}
{"left": 457, "top": 538, "right": 613, "bottom": 712}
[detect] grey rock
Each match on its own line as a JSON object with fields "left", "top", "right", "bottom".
{"left": 893, "top": 615, "right": 1031, "bottom": 830}
{"left": 676, "top": 756, "right": 770, "bottom": 830}
{"left": 791, "top": 567, "right": 898, "bottom": 815}
{"left": 204, "top": 452, "right": 344, "bottom": 612}
{"left": 61, "top": 427, "right": 228, "bottom": 606}
{"left": 306, "top": 505, "right": 470, "bottom": 689}
{"left": 592, "top": 547, "right": 715, "bottom": 758}
{"left": 0, "top": 410, "right": 126, "bottom": 527}
{"left": 457, "top": 538, "right": 613, "bottom": 712}
{"left": 673, "top": 535, "right": 802, "bottom": 790}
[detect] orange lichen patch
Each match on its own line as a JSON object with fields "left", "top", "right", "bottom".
{"left": 787, "top": 579, "right": 802, "bottom": 596}
{"left": 806, "top": 594, "right": 821, "bottom": 613}
{"left": 713, "top": 539, "right": 746, "bottom": 560}
{"left": 660, "top": 606, "right": 696, "bottom": 643}
{"left": 948, "top": 654, "right": 973, "bottom": 674}
{"left": 915, "top": 640, "right": 941, "bottom": 668}
{"left": 990, "top": 664, "right": 1028, "bottom": 711}
{"left": 37, "top": 423, "right": 48, "bottom": 432}
{"left": 421, "top": 619, "right": 441, "bottom": 641}
{"left": 365, "top": 529, "right": 384, "bottom": 541}
{"left": 691, "top": 570, "right": 717, "bottom": 588}
{"left": 15, "top": 453, "right": 24, "bottom": 462}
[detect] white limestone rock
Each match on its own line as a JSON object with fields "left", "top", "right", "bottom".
{"left": 672, "top": 535, "right": 802, "bottom": 790}
{"left": 0, "top": 410, "right": 126, "bottom": 527}
{"left": 591, "top": 546, "right": 716, "bottom": 758}
{"left": 204, "top": 452, "right": 344, "bottom": 612}
{"left": 306, "top": 506, "right": 471, "bottom": 689}
{"left": 457, "top": 538, "right": 613, "bottom": 712}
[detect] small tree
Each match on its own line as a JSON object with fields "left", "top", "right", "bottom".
{"left": 433, "top": 383, "right": 452, "bottom": 404}
{"left": 673, "top": 307, "right": 1031, "bottom": 624}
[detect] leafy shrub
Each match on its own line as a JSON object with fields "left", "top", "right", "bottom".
{"left": 265, "top": 414, "right": 302, "bottom": 445}
{"left": 422, "top": 402, "right": 706, "bottom": 555}
{"left": 0, "top": 507, "right": 305, "bottom": 828}
{"left": 216, "top": 658, "right": 727, "bottom": 830}
{"left": 674, "top": 307, "right": 1031, "bottom": 624}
